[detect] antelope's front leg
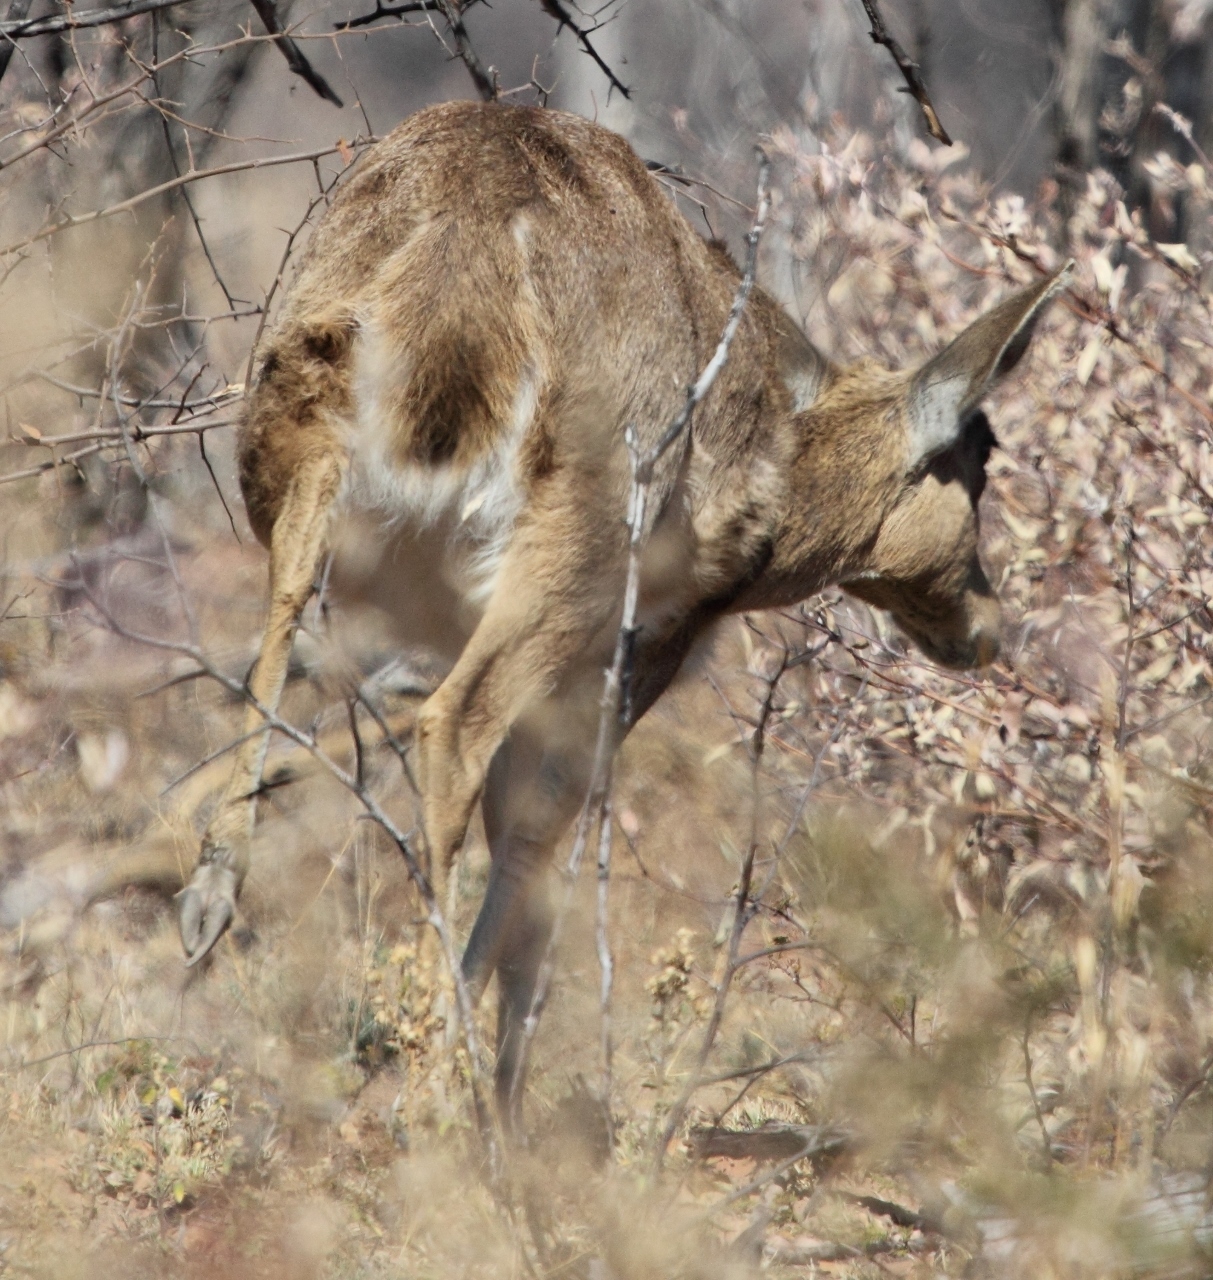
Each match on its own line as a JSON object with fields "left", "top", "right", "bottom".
{"left": 414, "top": 495, "right": 625, "bottom": 897}
{"left": 178, "top": 452, "right": 345, "bottom": 965}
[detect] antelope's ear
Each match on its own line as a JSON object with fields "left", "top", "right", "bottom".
{"left": 906, "top": 261, "right": 1072, "bottom": 469}
{"left": 774, "top": 312, "right": 833, "bottom": 413}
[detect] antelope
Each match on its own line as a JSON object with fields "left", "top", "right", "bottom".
{"left": 176, "top": 99, "right": 1069, "bottom": 1118}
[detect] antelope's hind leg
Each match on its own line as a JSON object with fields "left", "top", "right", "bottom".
{"left": 463, "top": 615, "right": 704, "bottom": 1125}
{"left": 465, "top": 709, "right": 591, "bottom": 1119}
{"left": 178, "top": 447, "right": 346, "bottom": 965}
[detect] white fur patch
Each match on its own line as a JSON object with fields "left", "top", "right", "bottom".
{"left": 345, "top": 323, "right": 535, "bottom": 605}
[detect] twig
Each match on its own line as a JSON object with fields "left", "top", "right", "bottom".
{"left": 1161, "top": 1047, "right": 1213, "bottom": 1139}
{"left": 0, "top": 0, "right": 191, "bottom": 39}
{"left": 151, "top": 14, "right": 242, "bottom": 312}
{"left": 244, "top": 183, "right": 335, "bottom": 391}
{"left": 507, "top": 152, "right": 772, "bottom": 1119}
{"left": 691, "top": 1122, "right": 847, "bottom": 1163}
{"left": 105, "top": 283, "right": 200, "bottom": 646}
{"left": 435, "top": 0, "right": 496, "bottom": 101}
{"left": 0, "top": 0, "right": 31, "bottom": 85}
{"left": 347, "top": 698, "right": 366, "bottom": 790}
{"left": 535, "top": 0, "right": 629, "bottom": 99}
{"left": 0, "top": 141, "right": 372, "bottom": 258}
{"left": 1154, "top": 102, "right": 1213, "bottom": 172}
{"left": 5, "top": 1036, "right": 178, "bottom": 1073}
{"left": 335, "top": 0, "right": 445, "bottom": 29}
{"left": 0, "top": 29, "right": 315, "bottom": 174}
{"left": 859, "top": 0, "right": 952, "bottom": 145}
{"left": 159, "top": 727, "right": 265, "bottom": 796}
{"left": 1023, "top": 1019, "right": 1054, "bottom": 1165}
{"left": 11, "top": 418, "right": 238, "bottom": 448}
{"left": 73, "top": 586, "right": 498, "bottom": 1160}
{"left": 595, "top": 795, "right": 615, "bottom": 1126}
{"left": 247, "top": 0, "right": 344, "bottom": 106}
{"left": 198, "top": 431, "right": 241, "bottom": 541}
{"left": 710, "top": 1133, "right": 829, "bottom": 1212}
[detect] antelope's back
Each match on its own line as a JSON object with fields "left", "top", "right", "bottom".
{"left": 237, "top": 101, "right": 785, "bottom": 639}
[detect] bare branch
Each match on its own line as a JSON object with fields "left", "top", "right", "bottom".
{"left": 535, "top": 0, "right": 629, "bottom": 100}
{"left": 0, "top": 140, "right": 369, "bottom": 258}
{"left": 247, "top": 0, "right": 344, "bottom": 106}
{"left": 652, "top": 642, "right": 789, "bottom": 1173}
{"left": 0, "top": 0, "right": 192, "bottom": 40}
{"left": 5, "top": 1036, "right": 180, "bottom": 1073}
{"left": 74, "top": 586, "right": 498, "bottom": 1155}
{"left": 595, "top": 795, "right": 615, "bottom": 1120}
{"left": 0, "top": 0, "right": 32, "bottom": 87}
{"left": 435, "top": 0, "right": 496, "bottom": 101}
{"left": 335, "top": 0, "right": 445, "bottom": 30}
{"left": 1154, "top": 102, "right": 1213, "bottom": 173}
{"left": 859, "top": 0, "right": 952, "bottom": 145}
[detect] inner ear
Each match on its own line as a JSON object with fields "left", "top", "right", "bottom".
{"left": 966, "top": 409, "right": 998, "bottom": 467}
{"left": 774, "top": 312, "right": 832, "bottom": 413}
{"left": 906, "top": 262, "right": 1072, "bottom": 470}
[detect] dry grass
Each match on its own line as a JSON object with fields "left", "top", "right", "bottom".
{"left": 1, "top": 97, "right": 1212, "bottom": 1277}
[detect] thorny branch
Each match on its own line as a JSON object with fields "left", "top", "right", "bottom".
{"left": 434, "top": 0, "right": 497, "bottom": 101}
{"left": 535, "top": 0, "right": 629, "bottom": 99}
{"left": 247, "top": 0, "right": 344, "bottom": 105}
{"left": 859, "top": 0, "right": 952, "bottom": 145}
{"left": 336, "top": 0, "right": 465, "bottom": 31}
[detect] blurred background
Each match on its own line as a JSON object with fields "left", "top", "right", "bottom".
{"left": 0, "top": 1, "right": 1212, "bottom": 1276}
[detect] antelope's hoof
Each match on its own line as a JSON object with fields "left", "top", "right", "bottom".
{"left": 176, "top": 862, "right": 238, "bottom": 966}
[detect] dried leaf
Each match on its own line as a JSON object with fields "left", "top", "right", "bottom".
{"left": 1155, "top": 242, "right": 1201, "bottom": 275}
{"left": 1076, "top": 332, "right": 1103, "bottom": 386}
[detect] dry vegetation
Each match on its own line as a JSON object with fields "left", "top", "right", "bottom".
{"left": 1, "top": 7, "right": 1213, "bottom": 1276}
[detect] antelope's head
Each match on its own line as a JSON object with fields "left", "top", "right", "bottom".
{"left": 837, "top": 265, "right": 1071, "bottom": 670}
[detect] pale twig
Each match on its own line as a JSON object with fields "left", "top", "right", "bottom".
{"left": 5, "top": 1035, "right": 179, "bottom": 1073}
{"left": 73, "top": 586, "right": 497, "bottom": 1157}
{"left": 507, "top": 152, "right": 772, "bottom": 1119}
{"left": 0, "top": 141, "right": 373, "bottom": 258}
{"left": 595, "top": 795, "right": 615, "bottom": 1121}
{"left": 1154, "top": 102, "right": 1213, "bottom": 171}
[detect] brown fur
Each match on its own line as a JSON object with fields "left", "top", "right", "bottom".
{"left": 177, "top": 101, "right": 1069, "bottom": 1117}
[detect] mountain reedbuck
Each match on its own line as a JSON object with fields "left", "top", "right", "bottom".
{"left": 176, "top": 100, "right": 1069, "bottom": 1114}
